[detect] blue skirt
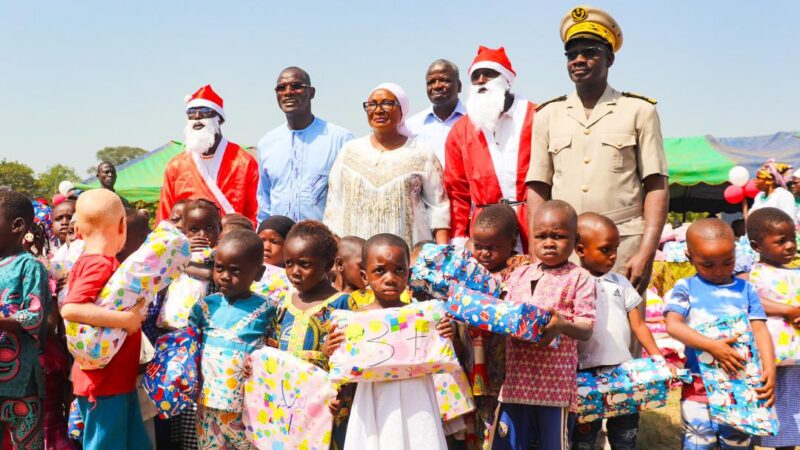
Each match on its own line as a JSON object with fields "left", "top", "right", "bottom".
{"left": 760, "top": 365, "right": 800, "bottom": 447}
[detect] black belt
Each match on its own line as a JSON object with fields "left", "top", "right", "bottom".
{"left": 476, "top": 198, "right": 525, "bottom": 208}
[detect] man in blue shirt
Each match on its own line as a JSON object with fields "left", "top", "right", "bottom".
{"left": 257, "top": 67, "right": 353, "bottom": 223}
{"left": 406, "top": 59, "right": 465, "bottom": 167}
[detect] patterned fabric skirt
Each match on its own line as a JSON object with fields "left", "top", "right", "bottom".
{"left": 196, "top": 406, "right": 255, "bottom": 450}
{"left": 760, "top": 365, "right": 800, "bottom": 447}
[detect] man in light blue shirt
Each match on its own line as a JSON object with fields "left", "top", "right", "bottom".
{"left": 406, "top": 59, "right": 465, "bottom": 167}
{"left": 257, "top": 67, "right": 353, "bottom": 223}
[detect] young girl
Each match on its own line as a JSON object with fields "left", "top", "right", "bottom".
{"left": 324, "top": 233, "right": 455, "bottom": 450}
{"left": 464, "top": 204, "right": 529, "bottom": 449}
{"left": 493, "top": 200, "right": 596, "bottom": 450}
{"left": 746, "top": 207, "right": 800, "bottom": 450}
{"left": 188, "top": 229, "right": 274, "bottom": 449}
{"left": 256, "top": 215, "right": 295, "bottom": 276}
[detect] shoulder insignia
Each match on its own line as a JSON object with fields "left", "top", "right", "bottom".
{"left": 621, "top": 92, "right": 657, "bottom": 105}
{"left": 535, "top": 95, "right": 567, "bottom": 112}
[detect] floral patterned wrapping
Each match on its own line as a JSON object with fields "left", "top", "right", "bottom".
{"left": 410, "top": 244, "right": 501, "bottom": 299}
{"left": 749, "top": 262, "right": 800, "bottom": 365}
{"left": 446, "top": 285, "right": 552, "bottom": 344}
{"left": 47, "top": 240, "right": 85, "bottom": 307}
{"left": 243, "top": 346, "right": 337, "bottom": 450}
{"left": 251, "top": 266, "right": 292, "bottom": 309}
{"left": 576, "top": 357, "right": 689, "bottom": 423}
{"left": 693, "top": 312, "right": 779, "bottom": 436}
{"left": 432, "top": 367, "right": 475, "bottom": 421}
{"left": 142, "top": 327, "right": 202, "bottom": 419}
{"left": 328, "top": 302, "right": 460, "bottom": 384}
{"left": 662, "top": 241, "right": 689, "bottom": 263}
{"left": 65, "top": 220, "right": 191, "bottom": 370}
{"left": 156, "top": 248, "right": 214, "bottom": 330}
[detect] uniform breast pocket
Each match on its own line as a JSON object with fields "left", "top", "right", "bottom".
{"left": 302, "top": 173, "right": 329, "bottom": 205}
{"left": 548, "top": 136, "right": 572, "bottom": 174}
{"left": 601, "top": 133, "right": 637, "bottom": 173}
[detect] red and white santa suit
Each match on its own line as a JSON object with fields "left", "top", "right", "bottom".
{"left": 156, "top": 85, "right": 259, "bottom": 223}
{"left": 444, "top": 47, "right": 536, "bottom": 251}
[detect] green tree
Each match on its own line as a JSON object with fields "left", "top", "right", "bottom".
{"left": 0, "top": 159, "right": 38, "bottom": 197}
{"left": 37, "top": 164, "right": 81, "bottom": 197}
{"left": 87, "top": 146, "right": 147, "bottom": 174}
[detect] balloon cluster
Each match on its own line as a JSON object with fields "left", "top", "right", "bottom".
{"left": 724, "top": 166, "right": 758, "bottom": 204}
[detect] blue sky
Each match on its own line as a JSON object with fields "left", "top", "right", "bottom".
{"left": 1, "top": 1, "right": 798, "bottom": 174}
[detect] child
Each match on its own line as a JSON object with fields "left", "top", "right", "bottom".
{"left": 324, "top": 233, "right": 455, "bottom": 450}
{"left": 116, "top": 208, "right": 151, "bottom": 263}
{"left": 492, "top": 200, "right": 596, "bottom": 450}
{"left": 188, "top": 229, "right": 273, "bottom": 449}
{"left": 59, "top": 189, "right": 150, "bottom": 450}
{"left": 0, "top": 191, "right": 49, "bottom": 449}
{"left": 664, "top": 218, "right": 775, "bottom": 449}
{"left": 746, "top": 208, "right": 800, "bottom": 450}
{"left": 463, "top": 204, "right": 529, "bottom": 449}
{"left": 572, "top": 212, "right": 666, "bottom": 449}
{"left": 334, "top": 236, "right": 366, "bottom": 293}
{"left": 220, "top": 212, "right": 254, "bottom": 237}
{"left": 168, "top": 198, "right": 189, "bottom": 231}
{"left": 256, "top": 215, "right": 295, "bottom": 269}
{"left": 52, "top": 198, "right": 76, "bottom": 246}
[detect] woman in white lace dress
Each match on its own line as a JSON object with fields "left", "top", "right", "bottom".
{"left": 324, "top": 83, "right": 450, "bottom": 247}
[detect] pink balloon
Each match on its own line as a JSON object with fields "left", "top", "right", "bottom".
{"left": 743, "top": 179, "right": 759, "bottom": 199}
{"left": 724, "top": 185, "right": 745, "bottom": 204}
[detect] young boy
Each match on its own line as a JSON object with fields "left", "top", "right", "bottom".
{"left": 493, "top": 200, "right": 596, "bottom": 450}
{"left": 188, "top": 229, "right": 273, "bottom": 449}
{"left": 0, "top": 191, "right": 49, "bottom": 448}
{"left": 59, "top": 189, "right": 150, "bottom": 450}
{"left": 334, "top": 236, "right": 367, "bottom": 294}
{"left": 572, "top": 212, "right": 665, "bottom": 449}
{"left": 665, "top": 218, "right": 775, "bottom": 449}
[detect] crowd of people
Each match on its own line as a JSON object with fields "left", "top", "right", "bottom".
{"left": 1, "top": 5, "right": 798, "bottom": 450}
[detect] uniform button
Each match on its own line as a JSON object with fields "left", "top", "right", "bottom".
{"left": 583, "top": 157, "right": 590, "bottom": 164}
{"left": 582, "top": 185, "right": 589, "bottom": 192}
{"left": 584, "top": 128, "right": 591, "bottom": 135}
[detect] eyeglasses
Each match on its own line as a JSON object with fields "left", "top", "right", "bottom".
{"left": 362, "top": 100, "right": 400, "bottom": 113}
{"left": 186, "top": 107, "right": 218, "bottom": 119}
{"left": 274, "top": 82, "right": 309, "bottom": 93}
{"left": 564, "top": 46, "right": 608, "bottom": 61}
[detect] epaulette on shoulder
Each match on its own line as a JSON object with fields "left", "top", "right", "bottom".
{"left": 535, "top": 95, "right": 567, "bottom": 112}
{"left": 621, "top": 92, "right": 657, "bottom": 105}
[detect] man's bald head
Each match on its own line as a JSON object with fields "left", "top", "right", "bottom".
{"left": 686, "top": 218, "right": 734, "bottom": 252}
{"left": 75, "top": 189, "right": 125, "bottom": 237}
{"left": 278, "top": 66, "right": 311, "bottom": 85}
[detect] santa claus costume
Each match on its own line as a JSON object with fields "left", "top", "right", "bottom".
{"left": 444, "top": 46, "right": 536, "bottom": 251}
{"left": 156, "top": 85, "right": 260, "bottom": 224}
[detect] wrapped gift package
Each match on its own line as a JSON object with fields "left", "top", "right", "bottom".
{"left": 410, "top": 244, "right": 501, "bottom": 299}
{"left": 576, "top": 357, "right": 689, "bottom": 423}
{"left": 252, "top": 265, "right": 292, "bottom": 308}
{"left": 766, "top": 317, "right": 800, "bottom": 366}
{"left": 67, "top": 399, "right": 83, "bottom": 441}
{"left": 329, "top": 302, "right": 460, "bottom": 383}
{"left": 694, "top": 312, "right": 779, "bottom": 436}
{"left": 143, "top": 327, "right": 202, "bottom": 419}
{"left": 156, "top": 248, "right": 213, "bottom": 330}
{"left": 65, "top": 221, "right": 191, "bottom": 370}
{"left": 432, "top": 367, "right": 475, "bottom": 422}
{"left": 446, "top": 285, "right": 552, "bottom": 344}
{"left": 48, "top": 240, "right": 85, "bottom": 307}
{"left": 243, "top": 346, "right": 337, "bottom": 450}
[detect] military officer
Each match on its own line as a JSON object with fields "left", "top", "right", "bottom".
{"left": 526, "top": 5, "right": 669, "bottom": 293}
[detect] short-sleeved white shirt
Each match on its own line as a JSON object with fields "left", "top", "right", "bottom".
{"left": 577, "top": 272, "right": 642, "bottom": 369}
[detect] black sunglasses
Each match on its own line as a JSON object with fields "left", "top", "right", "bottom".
{"left": 275, "top": 82, "right": 309, "bottom": 93}
{"left": 565, "top": 46, "right": 608, "bottom": 61}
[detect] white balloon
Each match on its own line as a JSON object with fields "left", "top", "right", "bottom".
{"left": 728, "top": 166, "right": 750, "bottom": 187}
{"left": 58, "top": 180, "right": 74, "bottom": 196}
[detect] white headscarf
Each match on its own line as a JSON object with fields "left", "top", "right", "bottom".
{"left": 370, "top": 83, "right": 413, "bottom": 137}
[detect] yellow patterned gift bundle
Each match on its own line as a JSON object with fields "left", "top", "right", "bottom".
{"left": 328, "top": 302, "right": 461, "bottom": 384}
{"left": 65, "top": 221, "right": 191, "bottom": 370}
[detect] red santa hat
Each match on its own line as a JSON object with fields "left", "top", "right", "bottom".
{"left": 468, "top": 46, "right": 516, "bottom": 85}
{"left": 185, "top": 84, "right": 225, "bottom": 119}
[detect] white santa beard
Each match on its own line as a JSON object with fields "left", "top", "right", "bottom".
{"left": 466, "top": 76, "right": 511, "bottom": 133}
{"left": 184, "top": 117, "right": 221, "bottom": 155}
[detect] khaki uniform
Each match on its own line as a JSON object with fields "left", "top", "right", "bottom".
{"left": 527, "top": 84, "right": 668, "bottom": 274}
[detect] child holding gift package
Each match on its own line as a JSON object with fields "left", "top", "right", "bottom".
{"left": 0, "top": 191, "right": 50, "bottom": 449}
{"left": 746, "top": 208, "right": 800, "bottom": 450}
{"left": 572, "top": 213, "right": 666, "bottom": 450}
{"left": 665, "top": 218, "right": 775, "bottom": 450}
{"left": 492, "top": 200, "right": 596, "bottom": 450}
{"left": 59, "top": 189, "right": 151, "bottom": 450}
{"left": 324, "top": 233, "right": 455, "bottom": 450}
{"left": 188, "top": 229, "right": 275, "bottom": 449}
